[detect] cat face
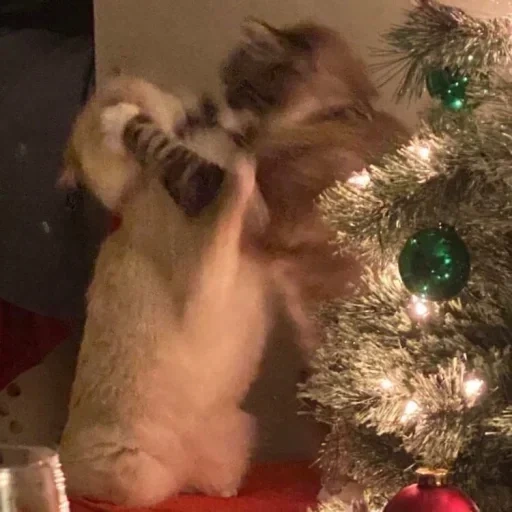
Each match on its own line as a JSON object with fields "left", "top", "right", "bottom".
{"left": 221, "top": 19, "right": 313, "bottom": 114}
{"left": 221, "top": 19, "right": 378, "bottom": 116}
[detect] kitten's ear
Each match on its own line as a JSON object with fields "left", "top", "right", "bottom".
{"left": 241, "top": 17, "right": 284, "bottom": 51}
{"left": 57, "top": 164, "right": 78, "bottom": 189}
{"left": 57, "top": 146, "right": 80, "bottom": 189}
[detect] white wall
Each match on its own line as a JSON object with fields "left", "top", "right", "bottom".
{"left": 94, "top": 0, "right": 433, "bottom": 128}
{"left": 94, "top": 0, "right": 509, "bottom": 128}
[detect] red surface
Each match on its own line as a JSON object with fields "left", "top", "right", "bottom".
{"left": 109, "top": 214, "right": 122, "bottom": 233}
{"left": 0, "top": 299, "right": 71, "bottom": 391}
{"left": 383, "top": 483, "right": 479, "bottom": 512}
{"left": 70, "top": 461, "right": 320, "bottom": 512}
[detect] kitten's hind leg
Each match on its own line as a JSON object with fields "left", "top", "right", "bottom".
{"left": 62, "top": 446, "right": 183, "bottom": 506}
{"left": 189, "top": 409, "right": 256, "bottom": 498}
{"left": 60, "top": 423, "right": 190, "bottom": 506}
{"left": 272, "top": 260, "right": 320, "bottom": 359}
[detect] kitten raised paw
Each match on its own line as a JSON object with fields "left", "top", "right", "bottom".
{"left": 101, "top": 102, "right": 141, "bottom": 154}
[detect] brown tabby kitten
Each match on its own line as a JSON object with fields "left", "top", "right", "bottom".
{"left": 221, "top": 19, "right": 411, "bottom": 316}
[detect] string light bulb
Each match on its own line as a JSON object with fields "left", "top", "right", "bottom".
{"left": 408, "top": 141, "right": 431, "bottom": 161}
{"left": 464, "top": 378, "right": 484, "bottom": 399}
{"left": 347, "top": 168, "right": 371, "bottom": 188}
{"left": 380, "top": 378, "right": 394, "bottom": 391}
{"left": 408, "top": 295, "right": 433, "bottom": 321}
{"left": 417, "top": 144, "right": 431, "bottom": 161}
{"left": 401, "top": 400, "right": 420, "bottom": 422}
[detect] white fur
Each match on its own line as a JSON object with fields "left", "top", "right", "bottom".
{"left": 59, "top": 81, "right": 273, "bottom": 505}
{"left": 101, "top": 102, "right": 141, "bottom": 153}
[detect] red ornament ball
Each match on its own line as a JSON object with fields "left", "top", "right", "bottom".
{"left": 384, "top": 471, "right": 479, "bottom": 512}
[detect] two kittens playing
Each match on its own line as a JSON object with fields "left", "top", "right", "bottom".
{"left": 58, "top": 19, "right": 408, "bottom": 506}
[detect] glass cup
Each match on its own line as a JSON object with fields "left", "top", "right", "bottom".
{"left": 0, "top": 445, "right": 69, "bottom": 512}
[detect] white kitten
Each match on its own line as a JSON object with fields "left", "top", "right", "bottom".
{"left": 58, "top": 79, "right": 273, "bottom": 505}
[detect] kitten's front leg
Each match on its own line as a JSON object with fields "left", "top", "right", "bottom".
{"left": 189, "top": 410, "right": 256, "bottom": 498}
{"left": 272, "top": 260, "right": 321, "bottom": 360}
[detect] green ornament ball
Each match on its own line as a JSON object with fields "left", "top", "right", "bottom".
{"left": 426, "top": 68, "right": 469, "bottom": 112}
{"left": 398, "top": 224, "right": 471, "bottom": 301}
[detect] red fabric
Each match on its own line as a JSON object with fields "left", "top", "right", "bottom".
{"left": 0, "top": 299, "right": 71, "bottom": 390}
{"left": 70, "top": 461, "right": 320, "bottom": 512}
{"left": 109, "top": 214, "right": 122, "bottom": 233}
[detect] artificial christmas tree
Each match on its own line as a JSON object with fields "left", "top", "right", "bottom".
{"left": 302, "top": 1, "right": 512, "bottom": 511}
